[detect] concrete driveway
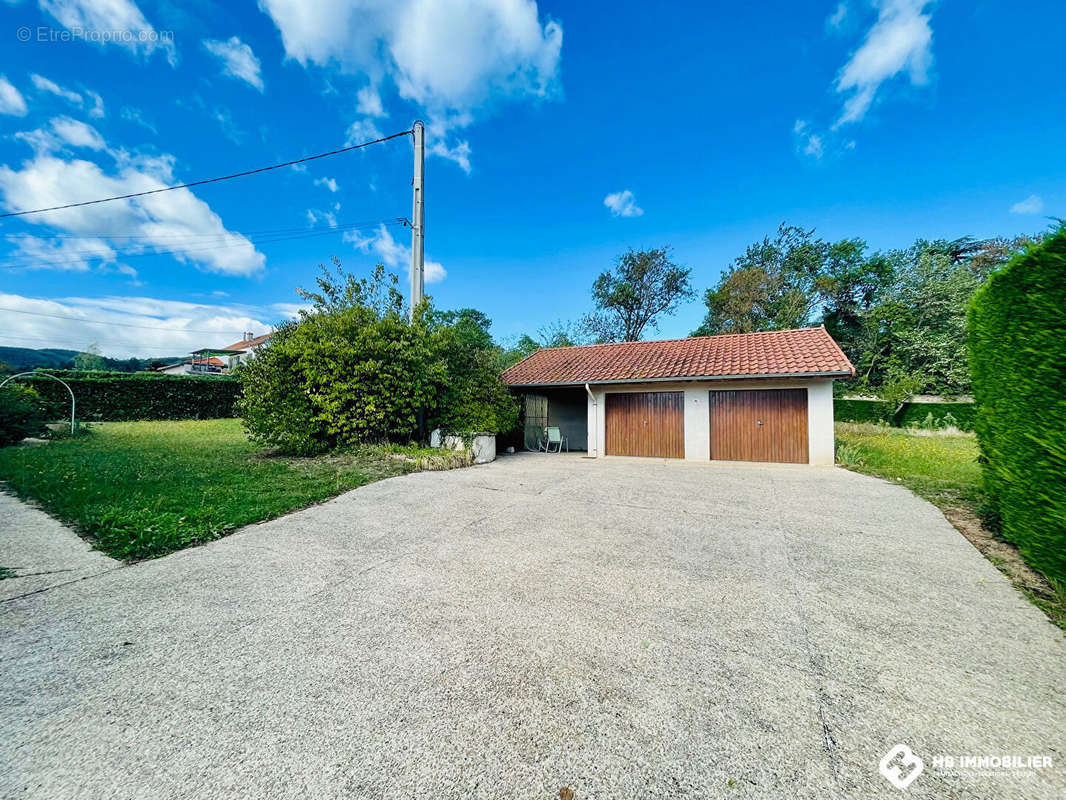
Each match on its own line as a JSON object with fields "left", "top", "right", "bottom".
{"left": 1, "top": 455, "right": 1064, "bottom": 799}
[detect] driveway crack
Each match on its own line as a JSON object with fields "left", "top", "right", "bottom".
{"left": 767, "top": 478, "right": 846, "bottom": 789}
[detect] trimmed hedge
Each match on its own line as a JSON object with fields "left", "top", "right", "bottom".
{"left": 0, "top": 384, "right": 47, "bottom": 446}
{"left": 20, "top": 371, "right": 241, "bottom": 421}
{"left": 834, "top": 399, "right": 976, "bottom": 431}
{"left": 968, "top": 228, "right": 1066, "bottom": 586}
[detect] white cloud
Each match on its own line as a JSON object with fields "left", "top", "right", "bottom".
{"left": 271, "top": 301, "right": 310, "bottom": 320}
{"left": 38, "top": 0, "right": 175, "bottom": 63}
{"left": 803, "top": 134, "right": 824, "bottom": 159}
{"left": 603, "top": 189, "right": 643, "bottom": 218}
{"left": 422, "top": 113, "right": 472, "bottom": 172}
{"left": 826, "top": 1, "right": 849, "bottom": 32}
{"left": 1010, "top": 194, "right": 1044, "bottom": 215}
{"left": 0, "top": 131, "right": 265, "bottom": 276}
{"left": 314, "top": 176, "right": 339, "bottom": 192}
{"left": 793, "top": 119, "right": 807, "bottom": 134}
{"left": 260, "top": 0, "right": 563, "bottom": 172}
{"left": 356, "top": 85, "right": 386, "bottom": 117}
{"left": 204, "top": 36, "right": 264, "bottom": 91}
{"left": 121, "top": 106, "right": 157, "bottom": 134}
{"left": 51, "top": 117, "right": 107, "bottom": 150}
{"left": 260, "top": 0, "right": 561, "bottom": 109}
{"left": 28, "top": 75, "right": 107, "bottom": 120}
{"left": 344, "top": 223, "right": 446, "bottom": 284}
{"left": 0, "top": 293, "right": 274, "bottom": 358}
{"left": 14, "top": 117, "right": 107, "bottom": 153}
{"left": 834, "top": 0, "right": 934, "bottom": 126}
{"left": 346, "top": 118, "right": 384, "bottom": 145}
{"left": 429, "top": 138, "right": 471, "bottom": 174}
{"left": 0, "top": 76, "right": 28, "bottom": 116}
{"left": 212, "top": 107, "right": 243, "bottom": 143}
{"left": 306, "top": 207, "right": 338, "bottom": 227}
{"left": 3, "top": 236, "right": 116, "bottom": 272}
{"left": 31, "top": 73, "right": 83, "bottom": 105}
{"left": 85, "top": 90, "right": 105, "bottom": 118}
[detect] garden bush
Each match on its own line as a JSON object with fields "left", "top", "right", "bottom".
{"left": 237, "top": 264, "right": 517, "bottom": 455}
{"left": 238, "top": 304, "right": 439, "bottom": 454}
{"left": 0, "top": 384, "right": 47, "bottom": 446}
{"left": 968, "top": 226, "right": 1066, "bottom": 585}
{"left": 427, "top": 308, "right": 519, "bottom": 436}
{"left": 21, "top": 372, "right": 240, "bottom": 421}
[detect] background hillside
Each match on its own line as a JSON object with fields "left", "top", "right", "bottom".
{"left": 0, "top": 347, "right": 180, "bottom": 373}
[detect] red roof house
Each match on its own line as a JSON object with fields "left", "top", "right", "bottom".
{"left": 502, "top": 327, "right": 853, "bottom": 466}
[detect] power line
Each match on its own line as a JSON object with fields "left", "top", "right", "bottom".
{"left": 0, "top": 129, "right": 413, "bottom": 220}
{"left": 2, "top": 217, "right": 407, "bottom": 241}
{"left": 0, "top": 306, "right": 256, "bottom": 334}
{"left": 0, "top": 217, "right": 406, "bottom": 271}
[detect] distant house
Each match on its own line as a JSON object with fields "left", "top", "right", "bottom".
{"left": 155, "top": 332, "right": 273, "bottom": 376}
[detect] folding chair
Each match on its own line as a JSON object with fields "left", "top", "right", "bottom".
{"left": 545, "top": 426, "right": 567, "bottom": 453}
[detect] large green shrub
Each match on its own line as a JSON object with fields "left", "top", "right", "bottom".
{"left": 22, "top": 372, "right": 240, "bottom": 421}
{"left": 238, "top": 265, "right": 517, "bottom": 455}
{"left": 968, "top": 227, "right": 1066, "bottom": 584}
{"left": 0, "top": 384, "right": 47, "bottom": 447}
{"left": 237, "top": 305, "right": 439, "bottom": 455}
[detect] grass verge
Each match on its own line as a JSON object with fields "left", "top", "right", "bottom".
{"left": 0, "top": 419, "right": 465, "bottom": 561}
{"left": 835, "top": 422, "right": 1066, "bottom": 632}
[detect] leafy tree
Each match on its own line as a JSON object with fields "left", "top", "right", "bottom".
{"left": 73, "top": 344, "right": 106, "bottom": 371}
{"left": 583, "top": 247, "right": 692, "bottom": 342}
{"left": 694, "top": 223, "right": 1041, "bottom": 396}
{"left": 500, "top": 319, "right": 583, "bottom": 367}
{"left": 427, "top": 308, "right": 517, "bottom": 436}
{"left": 240, "top": 263, "right": 517, "bottom": 454}
{"left": 818, "top": 241, "right": 891, "bottom": 360}
{"left": 297, "top": 257, "right": 404, "bottom": 316}
{"left": 851, "top": 240, "right": 982, "bottom": 394}
{"left": 876, "top": 372, "right": 924, "bottom": 415}
{"left": 964, "top": 233, "right": 1044, "bottom": 281}
{"left": 693, "top": 224, "right": 831, "bottom": 335}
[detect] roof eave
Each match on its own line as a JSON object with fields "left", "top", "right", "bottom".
{"left": 505, "top": 370, "right": 855, "bottom": 388}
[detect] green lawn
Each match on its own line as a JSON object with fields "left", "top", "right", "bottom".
{"left": 834, "top": 421, "right": 983, "bottom": 509}
{"left": 0, "top": 419, "right": 433, "bottom": 561}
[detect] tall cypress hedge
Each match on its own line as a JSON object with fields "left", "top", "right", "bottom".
{"left": 968, "top": 228, "right": 1066, "bottom": 585}
{"left": 19, "top": 372, "right": 241, "bottom": 422}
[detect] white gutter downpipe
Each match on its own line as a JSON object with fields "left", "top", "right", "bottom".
{"left": 584, "top": 383, "right": 597, "bottom": 458}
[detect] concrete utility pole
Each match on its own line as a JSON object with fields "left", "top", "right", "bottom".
{"left": 409, "top": 120, "right": 425, "bottom": 321}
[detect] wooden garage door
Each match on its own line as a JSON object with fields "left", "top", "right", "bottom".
{"left": 709, "top": 389, "right": 808, "bottom": 463}
{"left": 605, "top": 392, "right": 684, "bottom": 458}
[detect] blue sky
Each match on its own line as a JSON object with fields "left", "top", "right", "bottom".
{"left": 0, "top": 0, "right": 1061, "bottom": 357}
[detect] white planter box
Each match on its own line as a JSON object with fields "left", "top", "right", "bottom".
{"left": 429, "top": 429, "right": 496, "bottom": 464}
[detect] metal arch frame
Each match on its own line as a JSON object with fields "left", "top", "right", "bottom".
{"left": 0, "top": 372, "right": 75, "bottom": 435}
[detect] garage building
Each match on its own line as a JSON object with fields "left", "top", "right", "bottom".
{"left": 501, "top": 326, "right": 854, "bottom": 466}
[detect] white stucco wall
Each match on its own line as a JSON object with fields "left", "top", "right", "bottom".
{"left": 586, "top": 378, "right": 838, "bottom": 466}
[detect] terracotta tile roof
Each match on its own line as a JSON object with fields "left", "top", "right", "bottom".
{"left": 502, "top": 326, "right": 855, "bottom": 386}
{"left": 222, "top": 333, "right": 272, "bottom": 351}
